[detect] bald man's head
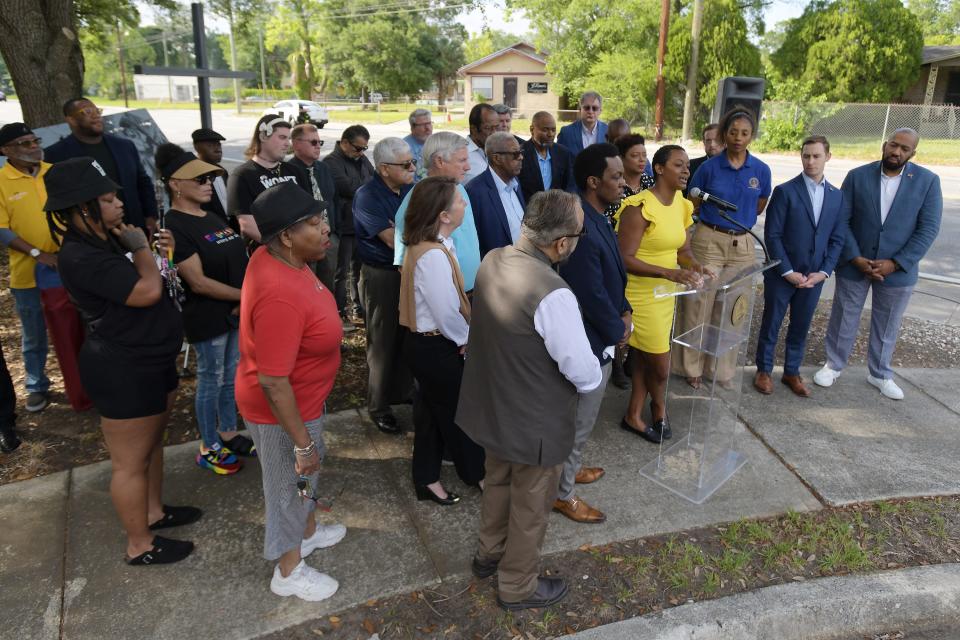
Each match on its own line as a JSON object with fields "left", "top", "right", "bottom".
{"left": 530, "top": 111, "right": 557, "bottom": 147}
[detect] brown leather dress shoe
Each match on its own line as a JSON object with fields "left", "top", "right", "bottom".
{"left": 781, "top": 374, "right": 811, "bottom": 397}
{"left": 575, "top": 466, "right": 605, "bottom": 484}
{"left": 753, "top": 371, "right": 774, "bottom": 395}
{"left": 553, "top": 496, "right": 606, "bottom": 523}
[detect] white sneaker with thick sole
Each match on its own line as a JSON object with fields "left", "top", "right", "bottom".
{"left": 270, "top": 560, "right": 339, "bottom": 601}
{"left": 813, "top": 365, "right": 842, "bottom": 387}
{"left": 301, "top": 523, "right": 346, "bottom": 557}
{"left": 867, "top": 375, "right": 904, "bottom": 400}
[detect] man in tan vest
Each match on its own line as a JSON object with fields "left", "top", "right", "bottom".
{"left": 457, "top": 189, "right": 602, "bottom": 611}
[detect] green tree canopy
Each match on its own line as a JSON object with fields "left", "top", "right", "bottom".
{"left": 770, "top": 0, "right": 924, "bottom": 103}
{"left": 464, "top": 28, "right": 519, "bottom": 62}
{"left": 906, "top": 0, "right": 960, "bottom": 44}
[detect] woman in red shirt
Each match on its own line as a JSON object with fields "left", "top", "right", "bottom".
{"left": 236, "top": 182, "right": 344, "bottom": 602}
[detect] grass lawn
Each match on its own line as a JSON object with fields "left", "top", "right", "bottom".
{"left": 771, "top": 138, "right": 958, "bottom": 166}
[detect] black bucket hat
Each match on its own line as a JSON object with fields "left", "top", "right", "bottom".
{"left": 250, "top": 181, "right": 327, "bottom": 243}
{"left": 43, "top": 157, "right": 121, "bottom": 211}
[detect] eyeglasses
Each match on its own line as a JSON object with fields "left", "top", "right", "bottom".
{"left": 383, "top": 160, "right": 416, "bottom": 170}
{"left": 297, "top": 475, "right": 333, "bottom": 511}
{"left": 581, "top": 105, "right": 601, "bottom": 112}
{"left": 5, "top": 137, "right": 42, "bottom": 148}
{"left": 553, "top": 226, "right": 588, "bottom": 242}
{"left": 193, "top": 174, "right": 216, "bottom": 185}
{"left": 299, "top": 139, "right": 324, "bottom": 147}
{"left": 492, "top": 150, "right": 523, "bottom": 160}
{"left": 70, "top": 106, "right": 103, "bottom": 119}
{"left": 349, "top": 143, "right": 368, "bottom": 153}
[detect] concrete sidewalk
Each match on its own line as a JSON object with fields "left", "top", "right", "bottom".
{"left": 2, "top": 367, "right": 959, "bottom": 639}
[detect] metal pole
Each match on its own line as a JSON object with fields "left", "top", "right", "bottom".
{"left": 681, "top": 0, "right": 704, "bottom": 142}
{"left": 116, "top": 21, "right": 129, "bottom": 108}
{"left": 653, "top": 0, "right": 671, "bottom": 141}
{"left": 881, "top": 103, "right": 891, "bottom": 147}
{"left": 162, "top": 30, "right": 173, "bottom": 104}
{"left": 191, "top": 3, "right": 212, "bottom": 130}
{"left": 227, "top": 4, "right": 242, "bottom": 114}
{"left": 259, "top": 26, "right": 267, "bottom": 101}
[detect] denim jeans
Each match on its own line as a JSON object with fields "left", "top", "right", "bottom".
{"left": 11, "top": 288, "right": 49, "bottom": 394}
{"left": 193, "top": 329, "right": 240, "bottom": 449}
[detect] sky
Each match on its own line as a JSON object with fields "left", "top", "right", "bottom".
{"left": 457, "top": 0, "right": 808, "bottom": 37}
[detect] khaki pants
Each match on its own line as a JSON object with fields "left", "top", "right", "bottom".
{"left": 476, "top": 452, "right": 563, "bottom": 602}
{"left": 672, "top": 224, "right": 755, "bottom": 381}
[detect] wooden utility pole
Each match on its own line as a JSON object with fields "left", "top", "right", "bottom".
{"left": 115, "top": 21, "right": 129, "bottom": 108}
{"left": 653, "top": 0, "right": 671, "bottom": 141}
{"left": 681, "top": 0, "right": 704, "bottom": 142}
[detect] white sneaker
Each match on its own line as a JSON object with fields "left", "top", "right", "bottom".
{"left": 270, "top": 560, "right": 339, "bottom": 601}
{"left": 301, "top": 523, "right": 346, "bottom": 557}
{"left": 867, "top": 375, "right": 904, "bottom": 400}
{"left": 813, "top": 365, "right": 842, "bottom": 387}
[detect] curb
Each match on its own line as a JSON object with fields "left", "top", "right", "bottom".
{"left": 561, "top": 564, "right": 960, "bottom": 639}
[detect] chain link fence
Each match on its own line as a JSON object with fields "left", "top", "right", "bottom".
{"left": 762, "top": 100, "right": 960, "bottom": 146}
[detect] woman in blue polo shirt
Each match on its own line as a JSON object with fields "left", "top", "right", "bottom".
{"left": 675, "top": 106, "right": 771, "bottom": 389}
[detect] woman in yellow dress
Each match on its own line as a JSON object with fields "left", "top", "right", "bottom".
{"left": 616, "top": 145, "right": 713, "bottom": 444}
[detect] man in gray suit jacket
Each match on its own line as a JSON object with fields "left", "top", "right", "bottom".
{"left": 814, "top": 128, "right": 942, "bottom": 400}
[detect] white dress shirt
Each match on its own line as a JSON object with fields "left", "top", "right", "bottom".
{"left": 464, "top": 137, "right": 488, "bottom": 184}
{"left": 802, "top": 173, "right": 825, "bottom": 226}
{"left": 414, "top": 236, "right": 470, "bottom": 346}
{"left": 581, "top": 122, "right": 599, "bottom": 150}
{"left": 490, "top": 170, "right": 524, "bottom": 242}
{"left": 533, "top": 288, "right": 602, "bottom": 393}
{"left": 879, "top": 167, "right": 904, "bottom": 225}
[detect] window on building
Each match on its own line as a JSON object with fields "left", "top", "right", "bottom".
{"left": 946, "top": 70, "right": 960, "bottom": 106}
{"left": 472, "top": 76, "right": 493, "bottom": 100}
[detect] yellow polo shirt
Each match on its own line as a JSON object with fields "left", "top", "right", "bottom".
{"left": 0, "top": 161, "right": 57, "bottom": 289}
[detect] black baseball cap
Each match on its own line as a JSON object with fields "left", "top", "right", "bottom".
{"left": 191, "top": 128, "right": 226, "bottom": 143}
{"left": 250, "top": 182, "right": 327, "bottom": 243}
{"left": 43, "top": 157, "right": 121, "bottom": 211}
{"left": 0, "top": 122, "right": 33, "bottom": 150}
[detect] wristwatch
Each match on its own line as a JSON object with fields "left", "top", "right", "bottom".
{"left": 29, "top": 248, "right": 40, "bottom": 258}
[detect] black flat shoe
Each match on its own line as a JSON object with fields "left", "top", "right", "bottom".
{"left": 149, "top": 505, "right": 203, "bottom": 531}
{"left": 497, "top": 576, "right": 568, "bottom": 611}
{"left": 472, "top": 555, "right": 499, "bottom": 579}
{"left": 373, "top": 414, "right": 401, "bottom": 435}
{"left": 0, "top": 427, "right": 21, "bottom": 454}
{"left": 222, "top": 434, "right": 257, "bottom": 457}
{"left": 125, "top": 535, "right": 194, "bottom": 565}
{"left": 415, "top": 484, "right": 461, "bottom": 506}
{"left": 652, "top": 416, "right": 672, "bottom": 440}
{"left": 620, "top": 418, "right": 662, "bottom": 444}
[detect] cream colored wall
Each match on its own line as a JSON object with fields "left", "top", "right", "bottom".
{"left": 463, "top": 51, "right": 561, "bottom": 116}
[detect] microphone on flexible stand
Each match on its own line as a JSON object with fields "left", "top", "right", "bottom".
{"left": 689, "top": 187, "right": 772, "bottom": 265}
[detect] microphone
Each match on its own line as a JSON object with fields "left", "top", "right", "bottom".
{"left": 689, "top": 187, "right": 738, "bottom": 212}
{"left": 689, "top": 188, "right": 772, "bottom": 265}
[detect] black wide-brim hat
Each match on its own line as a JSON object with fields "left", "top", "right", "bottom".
{"left": 43, "top": 157, "right": 121, "bottom": 211}
{"left": 250, "top": 181, "right": 328, "bottom": 243}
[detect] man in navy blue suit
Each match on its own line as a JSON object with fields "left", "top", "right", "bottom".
{"left": 556, "top": 92, "right": 609, "bottom": 157}
{"left": 814, "top": 128, "right": 942, "bottom": 400}
{"left": 754, "top": 136, "right": 847, "bottom": 397}
{"left": 44, "top": 98, "right": 158, "bottom": 234}
{"left": 553, "top": 143, "right": 631, "bottom": 524}
{"left": 465, "top": 132, "right": 526, "bottom": 257}
{"left": 518, "top": 111, "right": 574, "bottom": 202}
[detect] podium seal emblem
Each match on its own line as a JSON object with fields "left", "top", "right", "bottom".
{"left": 731, "top": 294, "right": 748, "bottom": 326}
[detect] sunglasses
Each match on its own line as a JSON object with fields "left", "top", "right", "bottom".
{"left": 581, "top": 105, "right": 601, "bottom": 112}
{"left": 70, "top": 106, "right": 103, "bottom": 119}
{"left": 5, "top": 137, "right": 42, "bottom": 148}
{"left": 349, "top": 143, "right": 368, "bottom": 153}
{"left": 297, "top": 475, "right": 333, "bottom": 511}
{"left": 383, "top": 160, "right": 416, "bottom": 170}
{"left": 299, "top": 139, "right": 324, "bottom": 147}
{"left": 192, "top": 174, "right": 217, "bottom": 185}
{"left": 554, "top": 225, "right": 588, "bottom": 242}
{"left": 492, "top": 150, "right": 523, "bottom": 160}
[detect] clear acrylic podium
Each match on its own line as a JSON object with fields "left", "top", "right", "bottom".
{"left": 638, "top": 260, "right": 779, "bottom": 504}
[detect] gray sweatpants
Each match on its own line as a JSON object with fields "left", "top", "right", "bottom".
{"left": 245, "top": 417, "right": 327, "bottom": 561}
{"left": 824, "top": 276, "right": 914, "bottom": 380}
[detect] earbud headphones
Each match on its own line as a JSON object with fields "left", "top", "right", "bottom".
{"left": 258, "top": 117, "right": 286, "bottom": 142}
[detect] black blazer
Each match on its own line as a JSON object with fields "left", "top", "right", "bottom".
{"left": 517, "top": 140, "right": 575, "bottom": 202}
{"left": 45, "top": 133, "right": 158, "bottom": 231}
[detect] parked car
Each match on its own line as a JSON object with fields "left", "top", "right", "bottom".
{"left": 265, "top": 100, "right": 328, "bottom": 128}
{"left": 368, "top": 92, "right": 383, "bottom": 104}
{"left": 0, "top": 91, "right": 6, "bottom": 102}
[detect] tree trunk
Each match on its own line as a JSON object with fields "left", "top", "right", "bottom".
{"left": 0, "top": 0, "right": 84, "bottom": 127}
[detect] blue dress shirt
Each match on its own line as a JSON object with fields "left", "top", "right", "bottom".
{"left": 537, "top": 147, "right": 553, "bottom": 191}
{"left": 353, "top": 173, "right": 412, "bottom": 267}
{"left": 490, "top": 171, "right": 524, "bottom": 242}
